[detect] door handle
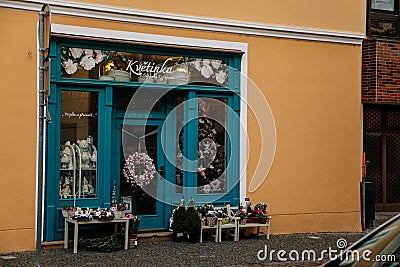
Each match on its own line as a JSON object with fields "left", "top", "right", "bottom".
{"left": 158, "top": 166, "right": 164, "bottom": 179}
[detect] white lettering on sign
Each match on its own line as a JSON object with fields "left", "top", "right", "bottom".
{"left": 62, "top": 112, "right": 96, "bottom": 119}
{"left": 126, "top": 58, "right": 174, "bottom": 76}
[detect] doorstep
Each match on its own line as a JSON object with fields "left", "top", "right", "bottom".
{"left": 137, "top": 231, "right": 173, "bottom": 243}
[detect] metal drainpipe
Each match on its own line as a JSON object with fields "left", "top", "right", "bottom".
{"left": 37, "top": 4, "right": 49, "bottom": 266}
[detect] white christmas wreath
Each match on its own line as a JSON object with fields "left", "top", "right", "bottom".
{"left": 123, "top": 152, "right": 156, "bottom": 187}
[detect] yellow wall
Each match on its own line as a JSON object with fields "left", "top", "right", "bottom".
{"left": 0, "top": 0, "right": 363, "bottom": 252}
{"left": 0, "top": 9, "right": 38, "bottom": 252}
{"left": 76, "top": 0, "right": 366, "bottom": 33}
{"left": 247, "top": 37, "right": 362, "bottom": 233}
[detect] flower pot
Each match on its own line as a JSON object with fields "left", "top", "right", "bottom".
{"left": 114, "top": 210, "right": 125, "bottom": 219}
{"left": 173, "top": 231, "right": 186, "bottom": 242}
{"left": 129, "top": 236, "right": 138, "bottom": 249}
{"left": 206, "top": 217, "right": 217, "bottom": 227}
{"left": 239, "top": 218, "right": 247, "bottom": 225}
{"left": 258, "top": 217, "right": 267, "bottom": 224}
{"left": 246, "top": 217, "right": 258, "bottom": 223}
{"left": 221, "top": 218, "right": 230, "bottom": 224}
{"left": 62, "top": 210, "right": 68, "bottom": 218}
{"left": 104, "top": 70, "right": 130, "bottom": 81}
{"left": 187, "top": 233, "right": 200, "bottom": 243}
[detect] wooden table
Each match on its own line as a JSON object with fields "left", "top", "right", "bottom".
{"left": 64, "top": 217, "right": 130, "bottom": 253}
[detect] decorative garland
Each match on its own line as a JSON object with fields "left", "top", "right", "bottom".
{"left": 123, "top": 152, "right": 156, "bottom": 187}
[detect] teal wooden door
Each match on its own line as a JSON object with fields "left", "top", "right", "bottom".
{"left": 115, "top": 119, "right": 165, "bottom": 229}
{"left": 163, "top": 93, "right": 240, "bottom": 210}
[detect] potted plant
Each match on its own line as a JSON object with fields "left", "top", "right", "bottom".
{"left": 247, "top": 202, "right": 268, "bottom": 223}
{"left": 216, "top": 209, "right": 230, "bottom": 225}
{"left": 114, "top": 203, "right": 126, "bottom": 219}
{"left": 62, "top": 205, "right": 76, "bottom": 218}
{"left": 235, "top": 209, "right": 248, "bottom": 225}
{"left": 127, "top": 214, "right": 141, "bottom": 248}
{"left": 171, "top": 206, "right": 187, "bottom": 242}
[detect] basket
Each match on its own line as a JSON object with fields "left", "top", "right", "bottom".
{"left": 114, "top": 210, "right": 126, "bottom": 219}
{"left": 246, "top": 217, "right": 258, "bottom": 223}
{"left": 221, "top": 218, "right": 231, "bottom": 224}
{"left": 103, "top": 70, "right": 131, "bottom": 81}
{"left": 206, "top": 217, "right": 217, "bottom": 227}
{"left": 62, "top": 210, "right": 68, "bottom": 218}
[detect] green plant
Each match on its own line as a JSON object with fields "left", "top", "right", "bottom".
{"left": 171, "top": 206, "right": 186, "bottom": 233}
{"left": 235, "top": 209, "right": 248, "bottom": 220}
{"left": 117, "top": 203, "right": 126, "bottom": 211}
{"left": 185, "top": 206, "right": 201, "bottom": 242}
{"left": 254, "top": 202, "right": 267, "bottom": 214}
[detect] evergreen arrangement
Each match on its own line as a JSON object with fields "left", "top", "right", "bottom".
{"left": 171, "top": 206, "right": 187, "bottom": 242}
{"left": 185, "top": 206, "right": 201, "bottom": 242}
{"left": 78, "top": 232, "right": 123, "bottom": 252}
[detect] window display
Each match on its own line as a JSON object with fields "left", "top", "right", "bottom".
{"left": 197, "top": 97, "right": 227, "bottom": 194}
{"left": 59, "top": 91, "right": 98, "bottom": 199}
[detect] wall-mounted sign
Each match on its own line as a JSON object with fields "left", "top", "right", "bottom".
{"left": 61, "top": 47, "right": 229, "bottom": 87}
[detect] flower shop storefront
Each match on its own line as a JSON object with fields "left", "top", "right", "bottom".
{"left": 45, "top": 33, "right": 243, "bottom": 241}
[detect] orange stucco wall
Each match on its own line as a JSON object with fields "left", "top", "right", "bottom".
{"left": 0, "top": 9, "right": 38, "bottom": 252}
{"left": 0, "top": 0, "right": 364, "bottom": 252}
{"left": 246, "top": 37, "right": 362, "bottom": 233}
{"left": 76, "top": 0, "right": 366, "bottom": 33}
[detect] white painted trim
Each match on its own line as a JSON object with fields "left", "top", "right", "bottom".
{"left": 51, "top": 24, "right": 248, "bottom": 52}
{"left": 239, "top": 52, "right": 248, "bottom": 205}
{"left": 51, "top": 24, "right": 249, "bottom": 205}
{"left": 2, "top": 0, "right": 364, "bottom": 45}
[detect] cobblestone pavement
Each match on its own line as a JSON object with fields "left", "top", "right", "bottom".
{"left": 0, "top": 232, "right": 366, "bottom": 267}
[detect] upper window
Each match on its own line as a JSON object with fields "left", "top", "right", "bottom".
{"left": 61, "top": 46, "right": 229, "bottom": 87}
{"left": 372, "top": 0, "right": 396, "bottom": 11}
{"left": 368, "top": 0, "right": 400, "bottom": 38}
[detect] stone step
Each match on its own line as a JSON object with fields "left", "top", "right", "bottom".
{"left": 137, "top": 231, "right": 173, "bottom": 243}
{"left": 373, "top": 212, "right": 399, "bottom": 228}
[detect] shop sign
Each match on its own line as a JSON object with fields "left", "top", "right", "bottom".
{"left": 61, "top": 46, "right": 229, "bottom": 86}
{"left": 125, "top": 58, "right": 174, "bottom": 79}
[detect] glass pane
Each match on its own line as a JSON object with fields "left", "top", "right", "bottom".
{"left": 371, "top": 0, "right": 395, "bottom": 11}
{"left": 370, "top": 17, "right": 398, "bottom": 37}
{"left": 59, "top": 91, "right": 98, "bottom": 199}
{"left": 175, "top": 96, "right": 184, "bottom": 193}
{"left": 197, "top": 97, "right": 227, "bottom": 194}
{"left": 115, "top": 88, "right": 162, "bottom": 111}
{"left": 120, "top": 125, "right": 158, "bottom": 215}
{"left": 61, "top": 47, "right": 228, "bottom": 87}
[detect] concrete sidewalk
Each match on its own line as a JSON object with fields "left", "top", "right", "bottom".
{"left": 0, "top": 232, "right": 366, "bottom": 267}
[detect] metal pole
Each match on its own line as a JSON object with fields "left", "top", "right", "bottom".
{"left": 36, "top": 5, "right": 48, "bottom": 266}
{"left": 361, "top": 177, "right": 366, "bottom": 231}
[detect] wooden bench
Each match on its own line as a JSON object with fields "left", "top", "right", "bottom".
{"left": 199, "top": 218, "right": 219, "bottom": 243}
{"left": 200, "top": 204, "right": 238, "bottom": 243}
{"left": 198, "top": 203, "right": 272, "bottom": 242}
{"left": 237, "top": 216, "right": 271, "bottom": 240}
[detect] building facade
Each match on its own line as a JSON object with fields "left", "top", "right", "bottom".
{"left": 363, "top": 0, "right": 400, "bottom": 212}
{"left": 0, "top": 0, "right": 364, "bottom": 253}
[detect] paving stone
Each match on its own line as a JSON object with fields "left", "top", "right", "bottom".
{"left": 0, "top": 232, "right": 366, "bottom": 267}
